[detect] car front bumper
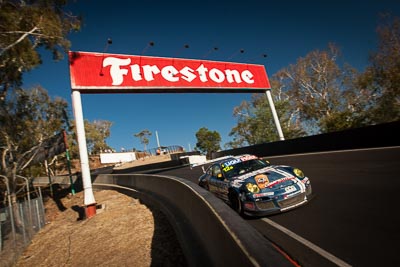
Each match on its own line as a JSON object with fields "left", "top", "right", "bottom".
{"left": 242, "top": 192, "right": 310, "bottom": 217}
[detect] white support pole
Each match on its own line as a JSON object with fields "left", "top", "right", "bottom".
{"left": 156, "top": 130, "right": 160, "bottom": 148}
{"left": 265, "top": 89, "right": 285, "bottom": 141}
{"left": 71, "top": 90, "right": 96, "bottom": 217}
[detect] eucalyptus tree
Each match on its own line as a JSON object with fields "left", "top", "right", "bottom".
{"left": 0, "top": 0, "right": 81, "bottom": 99}
{"left": 227, "top": 82, "right": 305, "bottom": 149}
{"left": 84, "top": 120, "right": 113, "bottom": 155}
{"left": 0, "top": 86, "right": 69, "bottom": 175}
{"left": 357, "top": 13, "right": 400, "bottom": 124}
{"left": 0, "top": 0, "right": 80, "bottom": 226}
{"left": 195, "top": 127, "right": 221, "bottom": 159}
{"left": 228, "top": 43, "right": 364, "bottom": 145}
{"left": 0, "top": 0, "right": 82, "bottom": 181}
{"left": 273, "top": 43, "right": 363, "bottom": 134}
{"left": 0, "top": 86, "right": 69, "bottom": 228}
{"left": 134, "top": 129, "right": 152, "bottom": 151}
{"left": 228, "top": 16, "right": 400, "bottom": 144}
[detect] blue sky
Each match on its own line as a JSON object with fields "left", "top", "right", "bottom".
{"left": 22, "top": 0, "right": 400, "bottom": 152}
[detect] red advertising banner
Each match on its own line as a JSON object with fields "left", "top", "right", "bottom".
{"left": 69, "top": 51, "right": 270, "bottom": 93}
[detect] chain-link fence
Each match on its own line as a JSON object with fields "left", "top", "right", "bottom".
{"left": 0, "top": 189, "right": 46, "bottom": 267}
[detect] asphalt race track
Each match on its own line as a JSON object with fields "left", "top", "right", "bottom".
{"left": 143, "top": 146, "right": 400, "bottom": 267}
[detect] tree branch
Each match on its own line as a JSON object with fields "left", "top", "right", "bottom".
{"left": 0, "top": 26, "right": 38, "bottom": 56}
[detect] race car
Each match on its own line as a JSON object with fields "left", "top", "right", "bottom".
{"left": 198, "top": 154, "right": 312, "bottom": 217}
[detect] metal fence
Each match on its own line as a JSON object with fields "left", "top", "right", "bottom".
{"left": 146, "top": 145, "right": 185, "bottom": 157}
{"left": 0, "top": 189, "right": 46, "bottom": 267}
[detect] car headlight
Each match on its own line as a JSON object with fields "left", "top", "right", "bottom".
{"left": 293, "top": 168, "right": 305, "bottom": 178}
{"left": 246, "top": 183, "right": 260, "bottom": 193}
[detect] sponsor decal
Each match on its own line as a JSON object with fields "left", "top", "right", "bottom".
{"left": 239, "top": 155, "right": 258, "bottom": 161}
{"left": 69, "top": 51, "right": 271, "bottom": 92}
{"left": 223, "top": 158, "right": 241, "bottom": 167}
{"left": 230, "top": 167, "right": 271, "bottom": 188}
{"left": 255, "top": 174, "right": 269, "bottom": 189}
{"left": 236, "top": 166, "right": 272, "bottom": 180}
{"left": 267, "top": 177, "right": 296, "bottom": 188}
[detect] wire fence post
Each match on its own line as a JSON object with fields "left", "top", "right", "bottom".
{"left": 63, "top": 130, "right": 75, "bottom": 195}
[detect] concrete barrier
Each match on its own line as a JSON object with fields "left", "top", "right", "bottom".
{"left": 213, "top": 120, "right": 400, "bottom": 159}
{"left": 93, "top": 174, "right": 294, "bottom": 267}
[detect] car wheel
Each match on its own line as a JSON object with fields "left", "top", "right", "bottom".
{"left": 229, "top": 191, "right": 243, "bottom": 215}
{"left": 204, "top": 183, "right": 210, "bottom": 191}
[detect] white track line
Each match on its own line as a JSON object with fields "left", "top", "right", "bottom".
{"left": 261, "top": 218, "right": 352, "bottom": 267}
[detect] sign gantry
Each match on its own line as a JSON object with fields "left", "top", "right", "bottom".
{"left": 69, "top": 51, "right": 284, "bottom": 217}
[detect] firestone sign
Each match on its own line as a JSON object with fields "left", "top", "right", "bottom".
{"left": 69, "top": 51, "right": 271, "bottom": 92}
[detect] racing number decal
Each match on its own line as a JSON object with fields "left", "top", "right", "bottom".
{"left": 222, "top": 165, "right": 233, "bottom": 172}
{"left": 284, "top": 185, "right": 297, "bottom": 194}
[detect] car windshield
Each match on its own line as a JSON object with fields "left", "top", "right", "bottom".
{"left": 223, "top": 159, "right": 269, "bottom": 179}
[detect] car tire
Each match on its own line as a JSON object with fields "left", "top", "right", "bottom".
{"left": 229, "top": 191, "right": 243, "bottom": 216}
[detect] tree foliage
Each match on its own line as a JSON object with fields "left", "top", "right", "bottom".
{"left": 357, "top": 13, "right": 400, "bottom": 124}
{"left": 274, "top": 43, "right": 364, "bottom": 134}
{"left": 134, "top": 129, "right": 152, "bottom": 151}
{"left": 84, "top": 119, "right": 113, "bottom": 154}
{"left": 0, "top": 2, "right": 82, "bottom": 220}
{"left": 227, "top": 87, "right": 305, "bottom": 148}
{"left": 228, "top": 19, "right": 400, "bottom": 146}
{"left": 0, "top": 0, "right": 81, "bottom": 98}
{"left": 195, "top": 127, "right": 221, "bottom": 159}
{"left": 228, "top": 42, "right": 379, "bottom": 145}
{"left": 0, "top": 86, "right": 69, "bottom": 191}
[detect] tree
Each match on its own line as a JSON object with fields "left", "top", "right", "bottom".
{"left": 84, "top": 120, "right": 113, "bottom": 154}
{"left": 357, "top": 13, "right": 400, "bottom": 124}
{"left": 134, "top": 129, "right": 152, "bottom": 151}
{"left": 228, "top": 17, "right": 400, "bottom": 141}
{"left": 0, "top": 0, "right": 81, "bottom": 99}
{"left": 227, "top": 87, "right": 305, "bottom": 148}
{"left": 273, "top": 43, "right": 364, "bottom": 134}
{"left": 0, "top": 86, "right": 69, "bottom": 175}
{"left": 228, "top": 44, "right": 376, "bottom": 144}
{"left": 195, "top": 127, "right": 221, "bottom": 159}
{"left": 0, "top": 86, "right": 69, "bottom": 228}
{"left": 0, "top": 0, "right": 81, "bottom": 228}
